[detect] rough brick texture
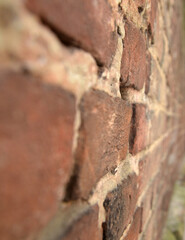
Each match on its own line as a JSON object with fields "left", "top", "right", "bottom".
{"left": 26, "top": 0, "right": 118, "bottom": 67}
{"left": 0, "top": 0, "right": 185, "bottom": 239}
{"left": 66, "top": 89, "right": 132, "bottom": 200}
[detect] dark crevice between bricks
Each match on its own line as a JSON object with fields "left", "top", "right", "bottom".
{"left": 39, "top": 17, "right": 104, "bottom": 68}
{"left": 117, "top": 26, "right": 122, "bottom": 36}
{"left": 147, "top": 23, "right": 154, "bottom": 45}
{"left": 129, "top": 104, "right": 136, "bottom": 152}
{"left": 118, "top": 2, "right": 122, "bottom": 12}
{"left": 102, "top": 222, "right": 107, "bottom": 240}
{"left": 138, "top": 6, "right": 144, "bottom": 14}
{"left": 63, "top": 163, "right": 80, "bottom": 202}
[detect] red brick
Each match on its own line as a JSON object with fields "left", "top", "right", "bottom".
{"left": 129, "top": 104, "right": 148, "bottom": 155}
{"left": 65, "top": 89, "right": 132, "bottom": 200}
{"left": 120, "top": 21, "right": 148, "bottom": 90}
{"left": 103, "top": 174, "right": 138, "bottom": 240}
{"left": 25, "top": 0, "right": 118, "bottom": 67}
{"left": 0, "top": 70, "right": 75, "bottom": 239}
{"left": 123, "top": 207, "right": 143, "bottom": 240}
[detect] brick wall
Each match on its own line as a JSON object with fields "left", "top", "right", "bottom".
{"left": 0, "top": 0, "right": 185, "bottom": 240}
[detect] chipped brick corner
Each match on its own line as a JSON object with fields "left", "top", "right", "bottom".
{"left": 0, "top": 0, "right": 185, "bottom": 240}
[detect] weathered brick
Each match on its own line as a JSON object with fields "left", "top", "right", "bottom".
{"left": 65, "top": 89, "right": 132, "bottom": 200}
{"left": 103, "top": 174, "right": 138, "bottom": 240}
{"left": 26, "top": 0, "right": 118, "bottom": 67}
{"left": 129, "top": 104, "right": 148, "bottom": 155}
{"left": 123, "top": 207, "right": 143, "bottom": 240}
{"left": 0, "top": 70, "right": 75, "bottom": 239}
{"left": 120, "top": 21, "right": 148, "bottom": 90}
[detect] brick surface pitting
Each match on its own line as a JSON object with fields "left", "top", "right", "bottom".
{"left": 0, "top": 0, "right": 185, "bottom": 239}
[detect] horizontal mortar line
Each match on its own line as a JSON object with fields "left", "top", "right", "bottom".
{"left": 124, "top": 88, "right": 179, "bottom": 117}
{"left": 135, "top": 124, "right": 184, "bottom": 162}
{"left": 88, "top": 125, "right": 182, "bottom": 227}
{"left": 145, "top": 94, "right": 178, "bottom": 116}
